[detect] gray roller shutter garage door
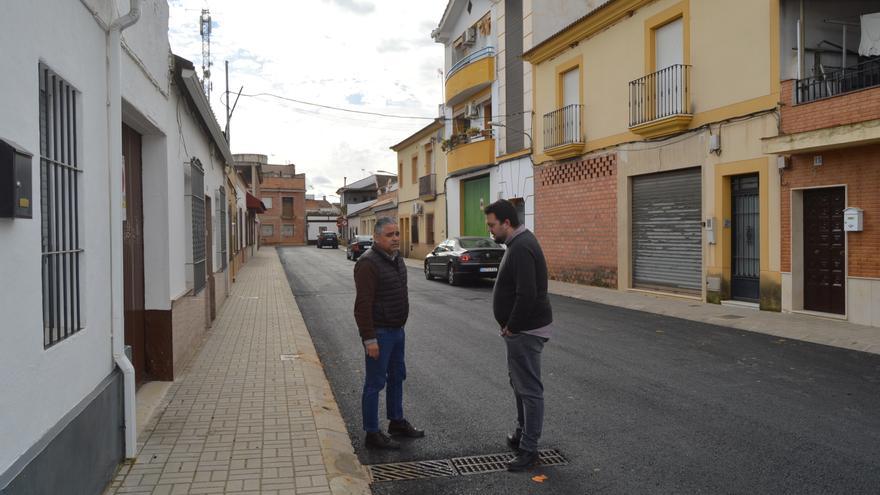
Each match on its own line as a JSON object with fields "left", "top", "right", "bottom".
{"left": 632, "top": 168, "right": 702, "bottom": 293}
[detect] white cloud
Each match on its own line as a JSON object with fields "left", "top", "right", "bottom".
{"left": 168, "top": 0, "right": 447, "bottom": 200}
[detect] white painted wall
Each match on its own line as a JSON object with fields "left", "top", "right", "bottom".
{"left": 531, "top": 0, "right": 599, "bottom": 47}
{"left": 496, "top": 157, "right": 535, "bottom": 231}
{"left": 308, "top": 219, "right": 340, "bottom": 241}
{"left": 0, "top": 0, "right": 117, "bottom": 477}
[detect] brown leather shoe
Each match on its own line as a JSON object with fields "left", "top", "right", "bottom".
{"left": 388, "top": 419, "right": 425, "bottom": 438}
{"left": 364, "top": 431, "right": 400, "bottom": 450}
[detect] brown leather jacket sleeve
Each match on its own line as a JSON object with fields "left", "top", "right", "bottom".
{"left": 353, "top": 259, "right": 378, "bottom": 341}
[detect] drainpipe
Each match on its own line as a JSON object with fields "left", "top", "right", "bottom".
{"left": 107, "top": 0, "right": 141, "bottom": 460}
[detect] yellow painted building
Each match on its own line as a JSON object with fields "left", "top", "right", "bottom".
{"left": 525, "top": 0, "right": 783, "bottom": 310}
{"left": 392, "top": 119, "right": 448, "bottom": 260}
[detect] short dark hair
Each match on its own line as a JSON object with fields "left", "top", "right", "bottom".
{"left": 484, "top": 199, "right": 521, "bottom": 228}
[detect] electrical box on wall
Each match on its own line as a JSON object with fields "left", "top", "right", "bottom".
{"left": 0, "top": 139, "right": 33, "bottom": 219}
{"left": 705, "top": 217, "right": 717, "bottom": 244}
{"left": 844, "top": 207, "right": 863, "bottom": 232}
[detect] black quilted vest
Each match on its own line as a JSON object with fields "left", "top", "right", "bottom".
{"left": 360, "top": 248, "right": 409, "bottom": 328}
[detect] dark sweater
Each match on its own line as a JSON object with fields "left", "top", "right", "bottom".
{"left": 492, "top": 229, "right": 553, "bottom": 333}
{"left": 353, "top": 248, "right": 409, "bottom": 341}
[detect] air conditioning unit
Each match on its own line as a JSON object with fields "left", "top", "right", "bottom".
{"left": 412, "top": 202, "right": 423, "bottom": 215}
{"left": 465, "top": 102, "right": 480, "bottom": 119}
{"left": 462, "top": 27, "right": 477, "bottom": 45}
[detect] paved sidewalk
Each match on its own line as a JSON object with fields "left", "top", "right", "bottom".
{"left": 401, "top": 257, "right": 880, "bottom": 355}
{"left": 107, "top": 248, "right": 370, "bottom": 495}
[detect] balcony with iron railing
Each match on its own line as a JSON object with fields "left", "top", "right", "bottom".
{"left": 796, "top": 58, "right": 880, "bottom": 104}
{"left": 629, "top": 64, "right": 692, "bottom": 138}
{"left": 419, "top": 174, "right": 437, "bottom": 200}
{"left": 445, "top": 46, "right": 495, "bottom": 106}
{"left": 543, "top": 104, "right": 584, "bottom": 159}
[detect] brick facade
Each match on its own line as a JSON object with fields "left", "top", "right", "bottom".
{"left": 260, "top": 167, "right": 307, "bottom": 246}
{"left": 535, "top": 153, "right": 618, "bottom": 288}
{"left": 780, "top": 144, "right": 880, "bottom": 278}
{"left": 780, "top": 80, "right": 880, "bottom": 135}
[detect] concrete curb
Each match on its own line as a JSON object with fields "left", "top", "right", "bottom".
{"left": 275, "top": 253, "right": 373, "bottom": 495}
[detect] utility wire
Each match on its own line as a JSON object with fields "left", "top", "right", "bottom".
{"left": 235, "top": 91, "right": 535, "bottom": 122}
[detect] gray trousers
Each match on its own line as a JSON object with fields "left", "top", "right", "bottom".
{"left": 504, "top": 333, "right": 546, "bottom": 452}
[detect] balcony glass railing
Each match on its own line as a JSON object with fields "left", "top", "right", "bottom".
{"left": 796, "top": 58, "right": 880, "bottom": 104}
{"left": 629, "top": 64, "right": 691, "bottom": 127}
{"left": 544, "top": 104, "right": 584, "bottom": 150}
{"left": 447, "top": 47, "right": 495, "bottom": 81}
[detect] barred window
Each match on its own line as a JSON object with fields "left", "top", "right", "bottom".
{"left": 40, "top": 64, "right": 83, "bottom": 347}
{"left": 282, "top": 224, "right": 294, "bottom": 237}
{"left": 261, "top": 224, "right": 274, "bottom": 237}
{"left": 217, "top": 187, "right": 227, "bottom": 270}
{"left": 187, "top": 158, "right": 206, "bottom": 294}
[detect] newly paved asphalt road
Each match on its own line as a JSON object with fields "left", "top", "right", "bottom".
{"left": 278, "top": 246, "right": 880, "bottom": 495}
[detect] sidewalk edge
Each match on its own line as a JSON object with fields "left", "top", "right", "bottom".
{"left": 277, "top": 253, "right": 373, "bottom": 495}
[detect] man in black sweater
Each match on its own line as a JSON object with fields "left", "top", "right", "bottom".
{"left": 484, "top": 199, "right": 553, "bottom": 471}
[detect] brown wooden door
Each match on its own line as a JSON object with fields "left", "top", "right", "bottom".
{"left": 803, "top": 187, "right": 846, "bottom": 314}
{"left": 122, "top": 124, "right": 146, "bottom": 384}
{"left": 206, "top": 195, "right": 216, "bottom": 321}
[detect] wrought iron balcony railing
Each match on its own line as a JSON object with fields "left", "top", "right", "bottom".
{"left": 629, "top": 64, "right": 691, "bottom": 127}
{"left": 418, "top": 174, "right": 436, "bottom": 198}
{"left": 543, "top": 104, "right": 584, "bottom": 150}
{"left": 796, "top": 58, "right": 880, "bottom": 104}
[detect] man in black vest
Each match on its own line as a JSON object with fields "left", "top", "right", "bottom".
{"left": 485, "top": 199, "right": 553, "bottom": 471}
{"left": 353, "top": 216, "right": 425, "bottom": 449}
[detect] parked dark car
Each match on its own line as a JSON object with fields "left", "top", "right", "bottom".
{"left": 316, "top": 232, "right": 339, "bottom": 249}
{"left": 346, "top": 235, "right": 373, "bottom": 261}
{"left": 424, "top": 237, "right": 505, "bottom": 285}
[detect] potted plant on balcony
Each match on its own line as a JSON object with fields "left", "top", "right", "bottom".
{"left": 480, "top": 128, "right": 493, "bottom": 139}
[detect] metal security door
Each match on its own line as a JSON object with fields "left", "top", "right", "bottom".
{"left": 731, "top": 175, "right": 760, "bottom": 302}
{"left": 462, "top": 176, "right": 490, "bottom": 237}
{"left": 803, "top": 187, "right": 845, "bottom": 314}
{"left": 632, "top": 168, "right": 702, "bottom": 293}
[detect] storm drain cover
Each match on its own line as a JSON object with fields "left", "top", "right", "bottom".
{"left": 368, "top": 449, "right": 567, "bottom": 483}
{"left": 452, "top": 449, "right": 568, "bottom": 475}
{"left": 368, "top": 459, "right": 456, "bottom": 482}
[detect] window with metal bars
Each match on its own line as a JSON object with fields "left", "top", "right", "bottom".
{"left": 190, "top": 159, "right": 206, "bottom": 294}
{"left": 39, "top": 64, "right": 83, "bottom": 347}
{"left": 282, "top": 196, "right": 294, "bottom": 219}
{"left": 218, "top": 187, "right": 227, "bottom": 270}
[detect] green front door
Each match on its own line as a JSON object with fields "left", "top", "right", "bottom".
{"left": 462, "top": 175, "right": 490, "bottom": 237}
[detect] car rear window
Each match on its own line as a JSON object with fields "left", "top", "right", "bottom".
{"left": 323, "top": 233, "right": 337, "bottom": 237}
{"left": 459, "top": 238, "right": 501, "bottom": 249}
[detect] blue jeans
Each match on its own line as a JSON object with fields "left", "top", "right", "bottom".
{"left": 362, "top": 327, "right": 406, "bottom": 432}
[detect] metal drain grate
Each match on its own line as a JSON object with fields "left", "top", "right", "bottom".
{"left": 368, "top": 459, "right": 456, "bottom": 482}
{"left": 368, "top": 449, "right": 567, "bottom": 483}
{"left": 452, "top": 449, "right": 568, "bottom": 475}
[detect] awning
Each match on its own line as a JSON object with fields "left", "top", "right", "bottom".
{"left": 246, "top": 192, "right": 266, "bottom": 212}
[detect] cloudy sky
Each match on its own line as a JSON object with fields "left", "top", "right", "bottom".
{"left": 168, "top": 0, "right": 449, "bottom": 201}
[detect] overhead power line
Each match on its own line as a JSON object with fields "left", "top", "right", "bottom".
{"left": 236, "top": 91, "right": 535, "bottom": 122}
{"left": 238, "top": 92, "right": 437, "bottom": 120}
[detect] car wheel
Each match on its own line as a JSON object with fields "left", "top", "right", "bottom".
{"left": 424, "top": 262, "right": 433, "bottom": 280}
{"left": 447, "top": 264, "right": 458, "bottom": 286}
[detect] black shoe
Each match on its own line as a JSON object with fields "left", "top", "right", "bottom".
{"left": 506, "top": 429, "right": 522, "bottom": 451}
{"left": 506, "top": 449, "right": 539, "bottom": 472}
{"left": 364, "top": 431, "right": 400, "bottom": 450}
{"left": 388, "top": 419, "right": 425, "bottom": 438}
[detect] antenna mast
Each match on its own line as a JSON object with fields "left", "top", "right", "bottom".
{"left": 199, "top": 9, "right": 213, "bottom": 98}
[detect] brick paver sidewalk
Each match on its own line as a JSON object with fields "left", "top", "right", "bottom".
{"left": 107, "top": 249, "right": 369, "bottom": 495}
